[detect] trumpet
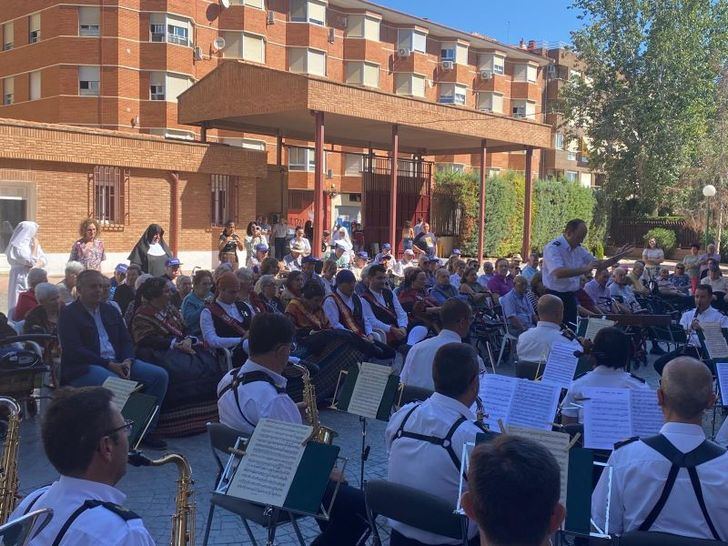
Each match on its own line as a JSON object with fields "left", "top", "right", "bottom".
{"left": 0, "top": 397, "right": 20, "bottom": 524}
{"left": 291, "top": 363, "right": 337, "bottom": 445}
{"left": 129, "top": 451, "right": 194, "bottom": 546}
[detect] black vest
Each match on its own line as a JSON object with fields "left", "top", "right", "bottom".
{"left": 363, "top": 288, "right": 397, "bottom": 326}
{"left": 209, "top": 301, "right": 253, "bottom": 337}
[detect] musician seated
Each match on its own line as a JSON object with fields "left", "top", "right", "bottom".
{"left": 401, "top": 299, "right": 482, "bottom": 390}
{"left": 361, "top": 264, "right": 408, "bottom": 346}
{"left": 252, "top": 274, "right": 285, "bottom": 314}
{"left": 10, "top": 387, "right": 155, "bottom": 544}
{"left": 653, "top": 284, "right": 728, "bottom": 375}
{"left": 200, "top": 272, "right": 253, "bottom": 366}
{"left": 216, "top": 313, "right": 368, "bottom": 546}
{"left": 516, "top": 295, "right": 581, "bottom": 363}
{"left": 561, "top": 327, "right": 650, "bottom": 424}
{"left": 592, "top": 357, "right": 728, "bottom": 540}
{"left": 387, "top": 343, "right": 487, "bottom": 546}
{"left": 500, "top": 276, "right": 536, "bottom": 336}
{"left": 461, "top": 436, "right": 565, "bottom": 546}
{"left": 286, "top": 280, "right": 332, "bottom": 338}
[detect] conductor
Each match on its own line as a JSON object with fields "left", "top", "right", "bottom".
{"left": 542, "top": 219, "right": 632, "bottom": 326}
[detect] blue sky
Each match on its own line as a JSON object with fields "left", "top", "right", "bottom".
{"left": 375, "top": 0, "right": 583, "bottom": 46}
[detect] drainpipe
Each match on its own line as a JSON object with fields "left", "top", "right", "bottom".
{"left": 169, "top": 171, "right": 180, "bottom": 256}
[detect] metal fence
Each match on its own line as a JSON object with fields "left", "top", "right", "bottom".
{"left": 608, "top": 217, "right": 700, "bottom": 248}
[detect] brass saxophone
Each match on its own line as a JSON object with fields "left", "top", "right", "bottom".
{"left": 0, "top": 397, "right": 20, "bottom": 524}
{"left": 475, "top": 396, "right": 489, "bottom": 431}
{"left": 129, "top": 452, "right": 194, "bottom": 546}
{"left": 292, "top": 363, "right": 337, "bottom": 445}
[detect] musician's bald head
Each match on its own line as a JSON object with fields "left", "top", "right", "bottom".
{"left": 659, "top": 357, "right": 716, "bottom": 421}
{"left": 537, "top": 294, "right": 563, "bottom": 324}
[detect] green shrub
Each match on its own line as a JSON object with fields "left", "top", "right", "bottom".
{"left": 643, "top": 228, "right": 677, "bottom": 258}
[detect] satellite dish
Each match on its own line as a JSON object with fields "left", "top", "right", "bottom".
{"left": 213, "top": 37, "right": 226, "bottom": 51}
{"left": 220, "top": 0, "right": 231, "bottom": 8}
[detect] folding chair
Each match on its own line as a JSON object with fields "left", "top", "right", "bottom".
{"left": 363, "top": 479, "right": 471, "bottom": 546}
{"left": 202, "top": 422, "right": 308, "bottom": 546}
{"left": 395, "top": 384, "right": 434, "bottom": 409}
{"left": 0, "top": 508, "right": 53, "bottom": 546}
{"left": 617, "top": 531, "right": 727, "bottom": 546}
{"left": 495, "top": 310, "right": 519, "bottom": 367}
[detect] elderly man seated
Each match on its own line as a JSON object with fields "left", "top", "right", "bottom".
{"left": 584, "top": 269, "right": 613, "bottom": 313}
{"left": 628, "top": 260, "right": 651, "bottom": 295}
{"left": 500, "top": 275, "right": 536, "bottom": 335}
{"left": 429, "top": 268, "right": 460, "bottom": 305}
{"left": 283, "top": 241, "right": 305, "bottom": 272}
{"left": 609, "top": 268, "right": 641, "bottom": 312}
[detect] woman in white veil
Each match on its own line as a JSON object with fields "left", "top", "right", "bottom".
{"left": 5, "top": 221, "right": 47, "bottom": 318}
{"left": 331, "top": 225, "right": 352, "bottom": 246}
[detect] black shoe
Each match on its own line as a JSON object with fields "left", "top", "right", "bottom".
{"left": 650, "top": 343, "right": 666, "bottom": 355}
{"left": 141, "top": 437, "right": 167, "bottom": 450}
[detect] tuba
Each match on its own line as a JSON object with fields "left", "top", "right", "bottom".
{"left": 0, "top": 397, "right": 20, "bottom": 524}
{"left": 291, "top": 363, "right": 337, "bottom": 445}
{"left": 129, "top": 452, "right": 194, "bottom": 546}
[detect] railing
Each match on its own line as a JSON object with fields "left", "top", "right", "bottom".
{"left": 608, "top": 217, "right": 700, "bottom": 249}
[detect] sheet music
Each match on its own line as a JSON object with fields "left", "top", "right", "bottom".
{"left": 347, "top": 362, "right": 392, "bottom": 419}
{"left": 583, "top": 388, "right": 632, "bottom": 450}
{"left": 583, "top": 318, "right": 615, "bottom": 341}
{"left": 509, "top": 426, "right": 570, "bottom": 505}
{"left": 630, "top": 389, "right": 664, "bottom": 438}
{"left": 226, "top": 419, "right": 312, "bottom": 507}
{"left": 701, "top": 322, "right": 728, "bottom": 359}
{"left": 103, "top": 377, "right": 139, "bottom": 411}
{"left": 716, "top": 362, "right": 728, "bottom": 406}
{"left": 541, "top": 341, "right": 579, "bottom": 390}
{"left": 508, "top": 380, "right": 561, "bottom": 431}
{"left": 477, "top": 374, "right": 516, "bottom": 432}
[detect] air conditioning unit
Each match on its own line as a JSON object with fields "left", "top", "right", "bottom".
{"left": 193, "top": 46, "right": 204, "bottom": 60}
{"left": 267, "top": 11, "right": 275, "bottom": 25}
{"left": 397, "top": 47, "right": 411, "bottom": 58}
{"left": 441, "top": 60, "right": 454, "bottom": 71}
{"left": 480, "top": 69, "right": 493, "bottom": 80}
{"left": 328, "top": 28, "right": 335, "bottom": 43}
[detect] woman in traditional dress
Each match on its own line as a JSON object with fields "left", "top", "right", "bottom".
{"left": 128, "top": 224, "right": 173, "bottom": 276}
{"left": 5, "top": 221, "right": 46, "bottom": 318}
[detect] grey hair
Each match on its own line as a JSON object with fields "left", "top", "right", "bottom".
{"left": 65, "top": 261, "right": 85, "bottom": 275}
{"left": 235, "top": 267, "right": 255, "bottom": 284}
{"left": 135, "top": 273, "right": 153, "bottom": 290}
{"left": 175, "top": 275, "right": 191, "bottom": 288}
{"left": 35, "top": 282, "right": 59, "bottom": 303}
{"left": 28, "top": 267, "right": 48, "bottom": 288}
{"left": 254, "top": 274, "right": 277, "bottom": 294}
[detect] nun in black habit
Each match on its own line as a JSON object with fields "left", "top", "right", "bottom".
{"left": 128, "top": 224, "right": 173, "bottom": 276}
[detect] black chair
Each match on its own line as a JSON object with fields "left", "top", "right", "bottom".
{"left": 618, "top": 531, "right": 728, "bottom": 546}
{"left": 363, "top": 479, "right": 470, "bottom": 546}
{"left": 0, "top": 508, "right": 53, "bottom": 546}
{"left": 396, "top": 384, "right": 434, "bottom": 408}
{"left": 202, "top": 422, "right": 307, "bottom": 546}
{"left": 515, "top": 360, "right": 541, "bottom": 380}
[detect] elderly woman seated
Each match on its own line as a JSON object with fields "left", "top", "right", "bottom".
{"left": 13, "top": 267, "right": 48, "bottom": 321}
{"left": 23, "top": 282, "right": 62, "bottom": 366}
{"left": 200, "top": 272, "right": 253, "bottom": 366}
{"left": 235, "top": 267, "right": 259, "bottom": 315}
{"left": 397, "top": 267, "right": 441, "bottom": 344}
{"left": 181, "top": 269, "right": 213, "bottom": 337}
{"left": 252, "top": 274, "right": 285, "bottom": 314}
{"left": 280, "top": 270, "right": 304, "bottom": 309}
{"left": 56, "top": 261, "right": 84, "bottom": 304}
{"left": 130, "top": 277, "right": 225, "bottom": 435}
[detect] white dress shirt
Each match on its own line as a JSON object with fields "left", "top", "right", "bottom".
{"left": 322, "top": 289, "right": 374, "bottom": 335}
{"left": 10, "top": 476, "right": 154, "bottom": 546}
{"left": 84, "top": 304, "right": 117, "bottom": 361}
{"left": 680, "top": 306, "right": 728, "bottom": 347}
{"left": 216, "top": 360, "right": 301, "bottom": 434}
{"left": 386, "top": 393, "right": 481, "bottom": 545}
{"left": 367, "top": 288, "right": 408, "bottom": 331}
{"left": 200, "top": 301, "right": 246, "bottom": 349}
{"left": 592, "top": 422, "right": 728, "bottom": 540}
{"left": 584, "top": 279, "right": 612, "bottom": 312}
{"left": 561, "top": 366, "right": 650, "bottom": 421}
{"left": 516, "top": 321, "right": 581, "bottom": 363}
{"left": 542, "top": 235, "right": 595, "bottom": 292}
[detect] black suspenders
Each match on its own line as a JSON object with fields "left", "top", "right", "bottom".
{"left": 218, "top": 368, "right": 286, "bottom": 428}
{"left": 52, "top": 500, "right": 141, "bottom": 546}
{"left": 638, "top": 434, "right": 726, "bottom": 540}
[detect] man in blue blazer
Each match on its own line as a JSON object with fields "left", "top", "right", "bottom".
{"left": 59, "top": 269, "right": 169, "bottom": 449}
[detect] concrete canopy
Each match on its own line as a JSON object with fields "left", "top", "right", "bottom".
{"left": 177, "top": 62, "right": 552, "bottom": 154}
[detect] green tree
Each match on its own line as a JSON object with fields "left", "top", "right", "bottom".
{"left": 564, "top": 0, "right": 728, "bottom": 215}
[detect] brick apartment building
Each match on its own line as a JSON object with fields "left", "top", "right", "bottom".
{"left": 0, "top": 0, "right": 572, "bottom": 270}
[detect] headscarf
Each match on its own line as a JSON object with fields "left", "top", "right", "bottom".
{"left": 332, "top": 226, "right": 351, "bottom": 245}
{"left": 127, "top": 224, "right": 172, "bottom": 273}
{"left": 5, "top": 221, "right": 44, "bottom": 267}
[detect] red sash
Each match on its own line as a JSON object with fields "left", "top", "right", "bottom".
{"left": 327, "top": 292, "right": 365, "bottom": 337}
{"left": 362, "top": 289, "right": 398, "bottom": 325}
{"left": 207, "top": 301, "right": 250, "bottom": 337}
{"left": 136, "top": 304, "right": 186, "bottom": 338}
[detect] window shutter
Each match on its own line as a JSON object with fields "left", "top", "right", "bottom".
{"left": 243, "top": 34, "right": 264, "bottom": 62}
{"left": 289, "top": 48, "right": 306, "bottom": 73}
{"left": 79, "top": 7, "right": 100, "bottom": 26}
{"left": 307, "top": 50, "right": 326, "bottom": 76}
{"left": 222, "top": 32, "right": 242, "bottom": 58}
{"left": 363, "top": 63, "right": 379, "bottom": 88}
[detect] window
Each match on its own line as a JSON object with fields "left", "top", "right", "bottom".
{"left": 221, "top": 137, "right": 266, "bottom": 151}
{"left": 2, "top": 22, "right": 13, "bottom": 51}
{"left": 149, "top": 71, "right": 165, "bottom": 100}
{"left": 345, "top": 15, "right": 380, "bottom": 41}
{"left": 441, "top": 42, "right": 468, "bottom": 64}
{"left": 488, "top": 168, "right": 501, "bottom": 178}
{"left": 149, "top": 14, "right": 191, "bottom": 46}
{"left": 565, "top": 171, "right": 578, "bottom": 182}
{"left": 167, "top": 22, "right": 189, "bottom": 46}
{"left": 554, "top": 132, "right": 564, "bottom": 150}
{"left": 79, "top": 7, "right": 100, "bottom": 36}
{"left": 436, "top": 163, "right": 465, "bottom": 174}
{"left": 514, "top": 63, "right": 537, "bottom": 83}
{"left": 439, "top": 83, "right": 467, "bottom": 106}
{"left": 345, "top": 62, "right": 379, "bottom": 88}
{"left": 79, "top": 66, "right": 100, "bottom": 96}
{"left": 29, "top": 71, "right": 41, "bottom": 100}
{"left": 512, "top": 99, "right": 535, "bottom": 119}
{"left": 149, "top": 128, "right": 195, "bottom": 140}
{"left": 579, "top": 172, "right": 592, "bottom": 187}
{"left": 288, "top": 48, "right": 326, "bottom": 77}
{"left": 344, "top": 153, "right": 364, "bottom": 175}
{"left": 237, "top": 0, "right": 264, "bottom": 7}
{"left": 92, "top": 166, "right": 126, "bottom": 225}
{"left": 211, "top": 174, "right": 237, "bottom": 226}
{"left": 165, "top": 73, "right": 193, "bottom": 103}
{"left": 221, "top": 32, "right": 265, "bottom": 63}
{"left": 440, "top": 46, "right": 456, "bottom": 61}
{"left": 394, "top": 73, "right": 425, "bottom": 98}
{"left": 397, "top": 29, "right": 426, "bottom": 53}
{"left": 479, "top": 53, "right": 504, "bottom": 75}
{"left": 477, "top": 92, "right": 503, "bottom": 113}
{"left": 290, "top": 0, "right": 327, "bottom": 26}
{"left": 288, "top": 147, "right": 315, "bottom": 171}
{"left": 29, "top": 13, "right": 40, "bottom": 43}
{"left": 567, "top": 150, "right": 577, "bottom": 161}
{"left": 2, "top": 77, "right": 13, "bottom": 105}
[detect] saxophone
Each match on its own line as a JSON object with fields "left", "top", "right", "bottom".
{"left": 292, "top": 363, "right": 337, "bottom": 445}
{"left": 128, "top": 452, "right": 195, "bottom": 546}
{"left": 0, "top": 397, "right": 20, "bottom": 524}
{"left": 475, "top": 396, "right": 489, "bottom": 431}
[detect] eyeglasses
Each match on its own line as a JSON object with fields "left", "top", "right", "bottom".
{"left": 104, "top": 419, "right": 134, "bottom": 438}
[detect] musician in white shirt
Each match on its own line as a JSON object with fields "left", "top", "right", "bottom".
{"left": 592, "top": 357, "right": 728, "bottom": 541}
{"left": 516, "top": 295, "right": 581, "bottom": 363}
{"left": 654, "top": 284, "right": 728, "bottom": 375}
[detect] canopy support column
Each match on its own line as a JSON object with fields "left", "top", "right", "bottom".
{"left": 313, "top": 111, "right": 325, "bottom": 256}
{"left": 389, "top": 124, "right": 399, "bottom": 252}
{"left": 522, "top": 147, "right": 534, "bottom": 258}
{"left": 477, "top": 140, "right": 487, "bottom": 261}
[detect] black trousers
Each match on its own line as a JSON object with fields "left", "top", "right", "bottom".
{"left": 546, "top": 289, "right": 578, "bottom": 327}
{"left": 390, "top": 529, "right": 480, "bottom": 546}
{"left": 311, "top": 483, "right": 369, "bottom": 546}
